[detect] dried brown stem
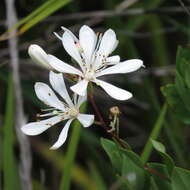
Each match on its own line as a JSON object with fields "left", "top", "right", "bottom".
{"left": 88, "top": 93, "right": 130, "bottom": 150}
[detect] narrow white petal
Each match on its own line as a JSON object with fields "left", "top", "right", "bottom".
{"left": 49, "top": 71, "right": 74, "bottom": 106}
{"left": 94, "top": 79, "right": 132, "bottom": 100}
{"left": 54, "top": 32, "right": 62, "bottom": 40}
{"left": 61, "top": 26, "right": 79, "bottom": 42}
{"left": 98, "top": 29, "right": 117, "bottom": 56}
{"left": 48, "top": 54, "right": 83, "bottom": 76}
{"left": 96, "top": 59, "right": 143, "bottom": 77}
{"left": 77, "top": 93, "right": 87, "bottom": 108}
{"left": 35, "top": 82, "right": 65, "bottom": 110}
{"left": 79, "top": 25, "right": 97, "bottom": 63}
{"left": 70, "top": 80, "right": 88, "bottom": 96}
{"left": 21, "top": 115, "right": 63, "bottom": 136}
{"left": 50, "top": 119, "right": 73, "bottom": 150}
{"left": 62, "top": 31, "right": 83, "bottom": 69}
{"left": 28, "top": 44, "right": 52, "bottom": 69}
{"left": 93, "top": 29, "right": 118, "bottom": 70}
{"left": 106, "top": 55, "right": 120, "bottom": 65}
{"left": 77, "top": 113, "right": 94, "bottom": 128}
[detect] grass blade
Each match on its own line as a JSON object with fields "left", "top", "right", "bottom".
{"left": 3, "top": 74, "right": 21, "bottom": 190}
{"left": 19, "top": 0, "right": 70, "bottom": 34}
{"left": 141, "top": 103, "right": 168, "bottom": 164}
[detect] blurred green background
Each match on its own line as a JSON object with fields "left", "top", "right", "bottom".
{"left": 1, "top": 0, "right": 190, "bottom": 189}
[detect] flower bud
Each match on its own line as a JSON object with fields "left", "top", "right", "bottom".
{"left": 109, "top": 106, "right": 121, "bottom": 116}
{"left": 28, "top": 44, "right": 52, "bottom": 69}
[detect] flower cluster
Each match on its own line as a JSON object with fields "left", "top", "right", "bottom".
{"left": 22, "top": 25, "right": 143, "bottom": 149}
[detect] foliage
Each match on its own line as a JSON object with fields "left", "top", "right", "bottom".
{"left": 162, "top": 47, "right": 190, "bottom": 124}
{"left": 101, "top": 138, "right": 190, "bottom": 190}
{"left": 1, "top": 0, "right": 190, "bottom": 189}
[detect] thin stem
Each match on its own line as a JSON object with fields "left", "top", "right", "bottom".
{"left": 89, "top": 93, "right": 170, "bottom": 181}
{"left": 88, "top": 93, "right": 129, "bottom": 150}
{"left": 141, "top": 103, "right": 168, "bottom": 164}
{"left": 59, "top": 120, "right": 81, "bottom": 190}
{"left": 89, "top": 92, "right": 170, "bottom": 181}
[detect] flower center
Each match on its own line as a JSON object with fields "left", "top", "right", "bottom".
{"left": 68, "top": 107, "right": 79, "bottom": 118}
{"left": 84, "top": 69, "right": 95, "bottom": 81}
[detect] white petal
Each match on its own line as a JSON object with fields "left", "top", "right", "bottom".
{"left": 48, "top": 54, "right": 83, "bottom": 76}
{"left": 98, "top": 29, "right": 117, "bottom": 56}
{"left": 49, "top": 71, "right": 74, "bottom": 107}
{"left": 79, "top": 25, "right": 97, "bottom": 63}
{"left": 77, "top": 113, "right": 94, "bottom": 128}
{"left": 70, "top": 80, "right": 88, "bottom": 96}
{"left": 35, "top": 82, "right": 65, "bottom": 110}
{"left": 50, "top": 119, "right": 73, "bottom": 150}
{"left": 61, "top": 26, "right": 79, "bottom": 42}
{"left": 54, "top": 32, "right": 62, "bottom": 40}
{"left": 77, "top": 93, "right": 87, "bottom": 108}
{"left": 106, "top": 55, "right": 120, "bottom": 65}
{"left": 94, "top": 79, "right": 132, "bottom": 100}
{"left": 28, "top": 44, "right": 52, "bottom": 69}
{"left": 21, "top": 115, "right": 63, "bottom": 136}
{"left": 62, "top": 31, "right": 83, "bottom": 69}
{"left": 96, "top": 59, "right": 143, "bottom": 77}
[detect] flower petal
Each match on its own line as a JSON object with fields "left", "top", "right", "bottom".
{"left": 28, "top": 44, "right": 52, "bottom": 69}
{"left": 95, "top": 59, "right": 143, "bottom": 77}
{"left": 62, "top": 31, "right": 83, "bottom": 69}
{"left": 61, "top": 26, "right": 79, "bottom": 42}
{"left": 48, "top": 54, "right": 83, "bottom": 76}
{"left": 21, "top": 115, "right": 63, "bottom": 136}
{"left": 70, "top": 80, "right": 88, "bottom": 96}
{"left": 94, "top": 79, "right": 132, "bottom": 100}
{"left": 35, "top": 82, "right": 65, "bottom": 110}
{"left": 77, "top": 113, "right": 94, "bottom": 128}
{"left": 50, "top": 119, "right": 73, "bottom": 150}
{"left": 106, "top": 55, "right": 120, "bottom": 65}
{"left": 79, "top": 25, "right": 97, "bottom": 63}
{"left": 77, "top": 93, "right": 87, "bottom": 108}
{"left": 98, "top": 29, "right": 117, "bottom": 56}
{"left": 49, "top": 71, "right": 74, "bottom": 107}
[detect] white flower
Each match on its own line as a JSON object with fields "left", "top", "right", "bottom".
{"left": 28, "top": 44, "right": 52, "bottom": 70}
{"left": 48, "top": 25, "right": 144, "bottom": 100}
{"left": 21, "top": 71, "right": 94, "bottom": 150}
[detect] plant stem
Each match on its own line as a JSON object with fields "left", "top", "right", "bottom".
{"left": 89, "top": 92, "right": 169, "bottom": 181}
{"left": 141, "top": 103, "right": 168, "bottom": 164}
{"left": 59, "top": 120, "right": 81, "bottom": 190}
{"left": 88, "top": 93, "right": 129, "bottom": 150}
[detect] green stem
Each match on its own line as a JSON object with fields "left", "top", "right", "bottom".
{"left": 141, "top": 103, "right": 168, "bottom": 164}
{"left": 59, "top": 120, "right": 81, "bottom": 190}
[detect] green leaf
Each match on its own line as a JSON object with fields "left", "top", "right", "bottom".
{"left": 3, "top": 74, "right": 21, "bottom": 190}
{"left": 171, "top": 167, "right": 190, "bottom": 190}
{"left": 121, "top": 156, "right": 149, "bottom": 190}
{"left": 147, "top": 163, "right": 172, "bottom": 190}
{"left": 176, "top": 46, "right": 190, "bottom": 76}
{"left": 175, "top": 71, "right": 190, "bottom": 111}
{"left": 184, "top": 62, "right": 190, "bottom": 89}
{"left": 101, "top": 138, "right": 123, "bottom": 172}
{"left": 162, "top": 46, "right": 190, "bottom": 124}
{"left": 120, "top": 149, "right": 144, "bottom": 169}
{"left": 151, "top": 139, "right": 174, "bottom": 176}
{"left": 101, "top": 138, "right": 148, "bottom": 190}
{"left": 151, "top": 139, "right": 166, "bottom": 153}
{"left": 161, "top": 84, "right": 190, "bottom": 124}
